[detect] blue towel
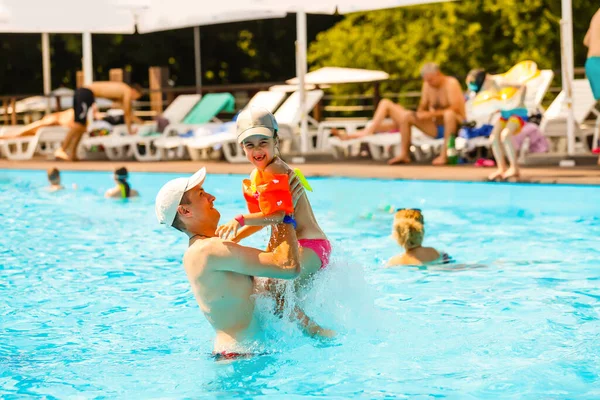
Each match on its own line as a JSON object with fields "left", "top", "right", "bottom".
{"left": 459, "top": 124, "right": 494, "bottom": 140}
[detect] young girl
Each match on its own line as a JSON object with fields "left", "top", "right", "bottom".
{"left": 216, "top": 106, "right": 331, "bottom": 286}
{"left": 104, "top": 167, "right": 139, "bottom": 199}
{"left": 466, "top": 67, "right": 534, "bottom": 181}
{"left": 387, "top": 208, "right": 450, "bottom": 267}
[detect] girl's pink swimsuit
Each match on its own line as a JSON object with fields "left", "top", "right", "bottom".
{"left": 298, "top": 238, "right": 332, "bottom": 269}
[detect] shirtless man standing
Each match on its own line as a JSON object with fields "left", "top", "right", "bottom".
{"left": 155, "top": 167, "right": 332, "bottom": 359}
{"left": 584, "top": 8, "right": 600, "bottom": 165}
{"left": 54, "top": 81, "right": 142, "bottom": 161}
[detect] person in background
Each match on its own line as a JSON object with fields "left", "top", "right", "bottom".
{"left": 584, "top": 7, "right": 600, "bottom": 165}
{"left": 47, "top": 168, "right": 64, "bottom": 192}
{"left": 55, "top": 82, "right": 143, "bottom": 161}
{"left": 104, "top": 167, "right": 139, "bottom": 199}
{"left": 332, "top": 63, "right": 465, "bottom": 166}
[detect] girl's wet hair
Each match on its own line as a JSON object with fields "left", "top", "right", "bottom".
{"left": 114, "top": 167, "right": 130, "bottom": 198}
{"left": 115, "top": 167, "right": 128, "bottom": 179}
{"left": 393, "top": 209, "right": 424, "bottom": 249}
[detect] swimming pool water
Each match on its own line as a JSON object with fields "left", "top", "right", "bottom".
{"left": 1, "top": 169, "right": 599, "bottom": 398}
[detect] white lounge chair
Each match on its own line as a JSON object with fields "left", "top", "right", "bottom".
{"left": 78, "top": 94, "right": 202, "bottom": 162}
{"left": 164, "top": 91, "right": 287, "bottom": 162}
{"left": 536, "top": 79, "right": 599, "bottom": 154}
{"left": 0, "top": 126, "right": 67, "bottom": 161}
{"left": 462, "top": 69, "right": 555, "bottom": 154}
{"left": 151, "top": 92, "right": 238, "bottom": 161}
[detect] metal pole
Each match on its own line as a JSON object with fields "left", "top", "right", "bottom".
{"left": 42, "top": 33, "right": 52, "bottom": 114}
{"left": 194, "top": 26, "right": 202, "bottom": 94}
{"left": 296, "top": 10, "right": 308, "bottom": 154}
{"left": 82, "top": 32, "right": 93, "bottom": 85}
{"left": 561, "top": 0, "right": 575, "bottom": 157}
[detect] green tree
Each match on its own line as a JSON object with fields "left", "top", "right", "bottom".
{"left": 308, "top": 0, "right": 595, "bottom": 103}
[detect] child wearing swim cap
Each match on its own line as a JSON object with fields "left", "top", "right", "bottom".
{"left": 216, "top": 106, "right": 332, "bottom": 286}
{"left": 387, "top": 208, "right": 450, "bottom": 266}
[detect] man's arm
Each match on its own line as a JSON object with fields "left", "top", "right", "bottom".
{"left": 417, "top": 82, "right": 430, "bottom": 112}
{"left": 206, "top": 222, "right": 301, "bottom": 279}
{"left": 232, "top": 225, "right": 264, "bottom": 243}
{"left": 104, "top": 187, "right": 120, "bottom": 198}
{"left": 122, "top": 90, "right": 134, "bottom": 135}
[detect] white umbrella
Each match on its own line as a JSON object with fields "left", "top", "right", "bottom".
{"left": 286, "top": 67, "right": 389, "bottom": 85}
{"left": 0, "top": 0, "right": 136, "bottom": 96}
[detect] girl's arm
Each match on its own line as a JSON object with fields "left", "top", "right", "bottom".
{"left": 216, "top": 210, "right": 286, "bottom": 240}
{"left": 232, "top": 225, "right": 264, "bottom": 243}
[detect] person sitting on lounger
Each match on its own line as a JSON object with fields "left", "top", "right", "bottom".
{"left": 332, "top": 63, "right": 466, "bottom": 166}
{"left": 0, "top": 109, "right": 76, "bottom": 140}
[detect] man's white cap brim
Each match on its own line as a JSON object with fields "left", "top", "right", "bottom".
{"left": 186, "top": 167, "right": 206, "bottom": 192}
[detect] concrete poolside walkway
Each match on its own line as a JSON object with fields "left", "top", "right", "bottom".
{"left": 1, "top": 158, "right": 599, "bottom": 185}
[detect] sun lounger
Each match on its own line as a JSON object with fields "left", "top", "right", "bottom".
{"left": 151, "top": 93, "right": 236, "bottom": 161}
{"left": 79, "top": 94, "right": 202, "bottom": 161}
{"left": 0, "top": 126, "right": 67, "bottom": 161}
{"left": 536, "top": 79, "right": 600, "bottom": 155}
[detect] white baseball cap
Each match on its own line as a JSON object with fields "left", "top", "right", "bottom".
{"left": 155, "top": 167, "right": 206, "bottom": 226}
{"left": 236, "top": 106, "right": 278, "bottom": 143}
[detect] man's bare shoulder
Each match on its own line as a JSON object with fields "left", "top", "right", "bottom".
{"left": 183, "top": 237, "right": 247, "bottom": 269}
{"left": 184, "top": 238, "right": 221, "bottom": 276}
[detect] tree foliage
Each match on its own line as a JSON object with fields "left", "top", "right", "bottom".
{"left": 308, "top": 0, "right": 596, "bottom": 99}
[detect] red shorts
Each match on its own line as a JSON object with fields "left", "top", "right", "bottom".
{"left": 298, "top": 238, "right": 332, "bottom": 269}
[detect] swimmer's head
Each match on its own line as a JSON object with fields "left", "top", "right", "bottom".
{"left": 466, "top": 68, "right": 488, "bottom": 93}
{"left": 393, "top": 208, "right": 424, "bottom": 250}
{"left": 237, "top": 107, "right": 280, "bottom": 169}
{"left": 114, "top": 166, "right": 129, "bottom": 182}
{"left": 47, "top": 167, "right": 60, "bottom": 185}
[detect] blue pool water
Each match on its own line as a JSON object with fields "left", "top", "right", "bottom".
{"left": 1, "top": 169, "right": 599, "bottom": 398}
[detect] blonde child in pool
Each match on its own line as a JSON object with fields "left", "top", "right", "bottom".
{"left": 387, "top": 208, "right": 450, "bottom": 266}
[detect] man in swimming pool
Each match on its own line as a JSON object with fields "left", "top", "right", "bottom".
{"left": 155, "top": 167, "right": 333, "bottom": 358}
